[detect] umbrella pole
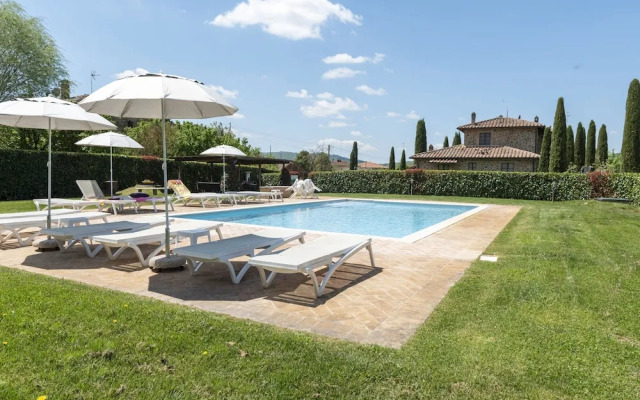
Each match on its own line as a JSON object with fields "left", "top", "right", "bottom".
{"left": 222, "top": 154, "right": 225, "bottom": 193}
{"left": 47, "top": 119, "right": 52, "bottom": 231}
{"left": 110, "top": 145, "right": 113, "bottom": 196}
{"left": 162, "top": 99, "right": 171, "bottom": 256}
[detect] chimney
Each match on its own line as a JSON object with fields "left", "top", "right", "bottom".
{"left": 428, "top": 144, "right": 434, "bottom": 151}
{"left": 471, "top": 112, "right": 476, "bottom": 124}
{"left": 534, "top": 116, "right": 539, "bottom": 123}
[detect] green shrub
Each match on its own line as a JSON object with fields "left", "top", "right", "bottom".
{"left": 0, "top": 149, "right": 262, "bottom": 200}
{"left": 611, "top": 173, "right": 640, "bottom": 204}
{"left": 260, "top": 173, "right": 281, "bottom": 186}
{"left": 309, "top": 169, "right": 592, "bottom": 201}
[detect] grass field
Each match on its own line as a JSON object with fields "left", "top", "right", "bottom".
{"left": 0, "top": 195, "right": 639, "bottom": 399}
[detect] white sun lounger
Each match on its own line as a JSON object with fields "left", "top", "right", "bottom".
{"left": 0, "top": 211, "right": 110, "bottom": 246}
{"left": 174, "top": 228, "right": 306, "bottom": 283}
{"left": 40, "top": 216, "right": 169, "bottom": 256}
{"left": 248, "top": 235, "right": 375, "bottom": 297}
{"left": 0, "top": 208, "right": 76, "bottom": 220}
{"left": 90, "top": 220, "right": 224, "bottom": 266}
{"left": 229, "top": 191, "right": 281, "bottom": 203}
{"left": 168, "top": 180, "right": 237, "bottom": 208}
{"left": 33, "top": 198, "right": 104, "bottom": 211}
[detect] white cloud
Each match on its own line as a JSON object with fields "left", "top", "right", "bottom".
{"left": 350, "top": 130, "right": 363, "bottom": 137}
{"left": 317, "top": 138, "right": 375, "bottom": 152}
{"left": 285, "top": 89, "right": 311, "bottom": 98}
{"left": 116, "top": 67, "right": 149, "bottom": 79}
{"left": 356, "top": 85, "right": 386, "bottom": 96}
{"left": 208, "top": 85, "right": 239, "bottom": 99}
{"left": 301, "top": 96, "right": 363, "bottom": 118}
{"left": 227, "top": 112, "right": 245, "bottom": 119}
{"left": 325, "top": 121, "right": 353, "bottom": 128}
{"left": 323, "top": 53, "right": 368, "bottom": 64}
{"left": 386, "top": 111, "right": 401, "bottom": 118}
{"left": 316, "top": 92, "right": 334, "bottom": 99}
{"left": 322, "top": 67, "right": 365, "bottom": 79}
{"left": 322, "top": 52, "right": 386, "bottom": 64}
{"left": 383, "top": 67, "right": 394, "bottom": 74}
{"left": 406, "top": 110, "right": 420, "bottom": 120}
{"left": 372, "top": 53, "right": 385, "bottom": 63}
{"left": 209, "top": 0, "right": 362, "bottom": 40}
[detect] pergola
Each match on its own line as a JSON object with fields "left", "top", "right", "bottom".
{"left": 173, "top": 155, "right": 292, "bottom": 189}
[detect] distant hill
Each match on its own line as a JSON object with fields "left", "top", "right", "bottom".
{"left": 261, "top": 151, "right": 360, "bottom": 163}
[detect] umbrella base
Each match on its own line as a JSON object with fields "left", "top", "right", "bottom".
{"left": 150, "top": 255, "right": 185, "bottom": 272}
{"left": 34, "top": 238, "right": 60, "bottom": 252}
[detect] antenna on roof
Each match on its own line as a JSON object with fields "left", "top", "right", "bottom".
{"left": 90, "top": 70, "right": 99, "bottom": 93}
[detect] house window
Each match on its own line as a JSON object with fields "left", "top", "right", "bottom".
{"left": 468, "top": 162, "right": 476, "bottom": 170}
{"left": 437, "top": 164, "right": 450, "bottom": 170}
{"left": 479, "top": 132, "right": 491, "bottom": 146}
{"left": 501, "top": 163, "right": 514, "bottom": 172}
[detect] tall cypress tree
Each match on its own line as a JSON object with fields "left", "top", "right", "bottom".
{"left": 388, "top": 147, "right": 396, "bottom": 170}
{"left": 622, "top": 79, "right": 640, "bottom": 172}
{"left": 415, "top": 118, "right": 427, "bottom": 154}
{"left": 400, "top": 149, "right": 407, "bottom": 170}
{"left": 538, "top": 127, "right": 552, "bottom": 172}
{"left": 549, "top": 97, "right": 567, "bottom": 172}
{"left": 597, "top": 124, "right": 609, "bottom": 165}
{"left": 452, "top": 131, "right": 461, "bottom": 146}
{"left": 574, "top": 122, "right": 586, "bottom": 168}
{"left": 349, "top": 141, "right": 358, "bottom": 170}
{"left": 585, "top": 120, "right": 596, "bottom": 166}
{"left": 443, "top": 136, "right": 449, "bottom": 148}
{"left": 566, "top": 125, "right": 575, "bottom": 166}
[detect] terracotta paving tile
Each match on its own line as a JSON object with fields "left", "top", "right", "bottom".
{"left": 1, "top": 198, "right": 519, "bottom": 348}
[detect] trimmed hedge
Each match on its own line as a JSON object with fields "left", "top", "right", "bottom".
{"left": 309, "top": 170, "right": 593, "bottom": 201}
{"left": 260, "top": 173, "right": 281, "bottom": 186}
{"left": 611, "top": 173, "right": 640, "bottom": 204}
{"left": 0, "top": 149, "right": 261, "bottom": 200}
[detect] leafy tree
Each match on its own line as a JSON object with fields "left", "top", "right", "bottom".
{"left": 549, "top": 97, "right": 567, "bottom": 172}
{"left": 586, "top": 120, "right": 596, "bottom": 166}
{"left": 399, "top": 149, "right": 407, "bottom": 170}
{"left": 294, "top": 150, "right": 313, "bottom": 177}
{"left": 574, "top": 122, "right": 586, "bottom": 168}
{"left": 452, "top": 132, "right": 462, "bottom": 146}
{"left": 414, "top": 118, "right": 427, "bottom": 154}
{"left": 0, "top": 1, "right": 68, "bottom": 101}
{"left": 443, "top": 136, "right": 449, "bottom": 148}
{"left": 313, "top": 152, "right": 333, "bottom": 171}
{"left": 597, "top": 124, "right": 608, "bottom": 165}
{"left": 565, "top": 125, "right": 574, "bottom": 166}
{"left": 349, "top": 141, "right": 358, "bottom": 170}
{"left": 388, "top": 147, "right": 396, "bottom": 170}
{"left": 622, "top": 79, "right": 640, "bottom": 172}
{"left": 538, "top": 127, "right": 552, "bottom": 172}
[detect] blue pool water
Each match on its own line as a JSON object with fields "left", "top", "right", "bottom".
{"left": 180, "top": 200, "right": 477, "bottom": 240}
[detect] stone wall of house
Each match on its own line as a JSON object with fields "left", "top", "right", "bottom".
{"left": 415, "top": 159, "right": 537, "bottom": 172}
{"left": 463, "top": 127, "right": 542, "bottom": 153}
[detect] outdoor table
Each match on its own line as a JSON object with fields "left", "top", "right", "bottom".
{"left": 135, "top": 185, "right": 168, "bottom": 195}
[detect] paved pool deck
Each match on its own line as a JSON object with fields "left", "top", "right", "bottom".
{"left": 0, "top": 197, "right": 520, "bottom": 348}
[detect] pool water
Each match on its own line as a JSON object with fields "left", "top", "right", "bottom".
{"left": 180, "top": 200, "right": 480, "bottom": 241}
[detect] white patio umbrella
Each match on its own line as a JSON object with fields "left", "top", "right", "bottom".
{"left": 79, "top": 73, "right": 238, "bottom": 259}
{"left": 0, "top": 97, "right": 115, "bottom": 232}
{"left": 200, "top": 144, "right": 247, "bottom": 193}
{"left": 75, "top": 131, "right": 143, "bottom": 196}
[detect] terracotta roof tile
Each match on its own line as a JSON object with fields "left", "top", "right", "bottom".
{"left": 458, "top": 116, "right": 545, "bottom": 130}
{"left": 411, "top": 145, "right": 539, "bottom": 160}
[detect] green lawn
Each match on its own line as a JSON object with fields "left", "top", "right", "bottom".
{"left": 1, "top": 195, "right": 639, "bottom": 399}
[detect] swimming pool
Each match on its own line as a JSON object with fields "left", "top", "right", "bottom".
{"left": 179, "top": 199, "right": 485, "bottom": 242}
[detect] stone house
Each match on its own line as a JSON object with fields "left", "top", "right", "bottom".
{"left": 411, "top": 113, "right": 546, "bottom": 172}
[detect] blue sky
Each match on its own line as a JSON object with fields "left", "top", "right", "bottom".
{"left": 17, "top": 0, "right": 640, "bottom": 163}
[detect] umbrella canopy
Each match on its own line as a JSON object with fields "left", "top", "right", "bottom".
{"left": 79, "top": 72, "right": 238, "bottom": 258}
{"left": 75, "top": 132, "right": 143, "bottom": 196}
{"left": 200, "top": 145, "right": 247, "bottom": 193}
{"left": 0, "top": 97, "right": 115, "bottom": 231}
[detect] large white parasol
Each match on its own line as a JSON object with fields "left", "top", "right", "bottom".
{"left": 200, "top": 144, "right": 247, "bottom": 192}
{"left": 79, "top": 73, "right": 238, "bottom": 258}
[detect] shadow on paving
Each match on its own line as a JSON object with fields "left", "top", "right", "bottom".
{"left": 147, "top": 260, "right": 382, "bottom": 307}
